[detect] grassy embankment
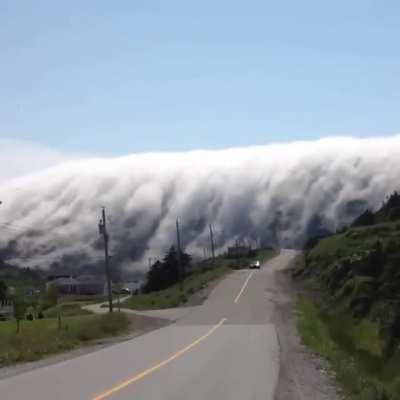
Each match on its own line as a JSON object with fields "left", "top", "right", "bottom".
{"left": 42, "top": 295, "right": 110, "bottom": 318}
{"left": 0, "top": 274, "right": 131, "bottom": 367}
{"left": 123, "top": 248, "right": 277, "bottom": 311}
{"left": 0, "top": 312, "right": 131, "bottom": 367}
{"left": 295, "top": 194, "right": 400, "bottom": 399}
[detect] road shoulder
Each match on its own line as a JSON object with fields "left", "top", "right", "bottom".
{"left": 272, "top": 263, "right": 338, "bottom": 400}
{"left": 0, "top": 313, "right": 170, "bottom": 381}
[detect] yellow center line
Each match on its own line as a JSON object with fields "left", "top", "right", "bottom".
{"left": 91, "top": 317, "right": 227, "bottom": 400}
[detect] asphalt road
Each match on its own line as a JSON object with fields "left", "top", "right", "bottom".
{"left": 0, "top": 249, "right": 296, "bottom": 400}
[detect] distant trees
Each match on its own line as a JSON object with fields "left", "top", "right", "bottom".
{"left": 384, "top": 191, "right": 400, "bottom": 210}
{"left": 351, "top": 192, "right": 400, "bottom": 227}
{"left": 352, "top": 209, "right": 375, "bottom": 227}
{"left": 0, "top": 280, "right": 7, "bottom": 303}
{"left": 144, "top": 246, "right": 191, "bottom": 293}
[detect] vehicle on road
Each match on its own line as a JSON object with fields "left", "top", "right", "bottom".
{"left": 113, "top": 287, "right": 131, "bottom": 295}
{"left": 249, "top": 260, "right": 261, "bottom": 269}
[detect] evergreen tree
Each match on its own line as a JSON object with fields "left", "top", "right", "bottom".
{"left": 352, "top": 209, "right": 375, "bottom": 227}
{"left": 0, "top": 280, "right": 7, "bottom": 303}
{"left": 144, "top": 246, "right": 191, "bottom": 292}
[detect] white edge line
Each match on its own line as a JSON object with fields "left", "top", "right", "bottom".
{"left": 234, "top": 270, "right": 255, "bottom": 303}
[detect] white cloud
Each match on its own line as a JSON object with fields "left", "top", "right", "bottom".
{"left": 0, "top": 138, "right": 72, "bottom": 182}
{"left": 1, "top": 135, "right": 400, "bottom": 272}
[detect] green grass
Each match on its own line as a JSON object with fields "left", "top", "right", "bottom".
{"left": 297, "top": 297, "right": 400, "bottom": 399}
{"left": 122, "top": 248, "right": 277, "bottom": 311}
{"left": 58, "top": 295, "right": 108, "bottom": 305}
{"left": 43, "top": 303, "right": 93, "bottom": 318}
{"left": 307, "top": 222, "right": 400, "bottom": 264}
{"left": 299, "top": 198, "right": 400, "bottom": 398}
{"left": 122, "top": 263, "right": 231, "bottom": 310}
{"left": 0, "top": 312, "right": 131, "bottom": 366}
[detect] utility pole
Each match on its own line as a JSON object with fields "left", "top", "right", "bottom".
{"left": 176, "top": 218, "right": 183, "bottom": 291}
{"left": 116, "top": 284, "right": 121, "bottom": 312}
{"left": 99, "top": 207, "right": 113, "bottom": 313}
{"left": 209, "top": 224, "right": 215, "bottom": 264}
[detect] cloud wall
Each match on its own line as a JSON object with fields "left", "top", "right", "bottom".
{"left": 1, "top": 136, "right": 399, "bottom": 272}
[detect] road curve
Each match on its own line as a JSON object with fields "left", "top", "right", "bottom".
{"left": 0, "top": 249, "right": 297, "bottom": 400}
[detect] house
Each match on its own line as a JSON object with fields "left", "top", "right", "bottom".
{"left": 0, "top": 299, "right": 14, "bottom": 321}
{"left": 46, "top": 274, "right": 106, "bottom": 296}
{"left": 227, "top": 245, "right": 251, "bottom": 258}
{"left": 76, "top": 275, "right": 106, "bottom": 295}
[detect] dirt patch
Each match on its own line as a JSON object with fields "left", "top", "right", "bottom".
{"left": 0, "top": 313, "right": 171, "bottom": 381}
{"left": 272, "top": 267, "right": 339, "bottom": 400}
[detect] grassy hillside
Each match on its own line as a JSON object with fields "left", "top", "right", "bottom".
{"left": 122, "top": 262, "right": 231, "bottom": 310}
{"left": 295, "top": 192, "right": 400, "bottom": 399}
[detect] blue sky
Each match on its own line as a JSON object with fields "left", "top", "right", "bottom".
{"left": 1, "top": 1, "right": 400, "bottom": 155}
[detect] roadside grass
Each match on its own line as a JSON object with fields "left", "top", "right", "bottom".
{"left": 297, "top": 297, "right": 400, "bottom": 399}
{"left": 122, "top": 263, "right": 231, "bottom": 310}
{"left": 0, "top": 312, "right": 131, "bottom": 367}
{"left": 122, "top": 248, "right": 277, "bottom": 311}
{"left": 44, "top": 303, "right": 93, "bottom": 318}
{"left": 58, "top": 295, "right": 108, "bottom": 305}
{"left": 307, "top": 222, "right": 400, "bottom": 265}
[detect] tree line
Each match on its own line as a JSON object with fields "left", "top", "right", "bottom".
{"left": 144, "top": 245, "right": 191, "bottom": 293}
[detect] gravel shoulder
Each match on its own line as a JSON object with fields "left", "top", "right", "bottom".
{"left": 272, "top": 260, "right": 338, "bottom": 400}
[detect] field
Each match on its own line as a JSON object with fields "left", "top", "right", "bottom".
{"left": 43, "top": 303, "right": 93, "bottom": 318}
{"left": 0, "top": 312, "right": 131, "bottom": 367}
{"left": 58, "top": 295, "right": 108, "bottom": 305}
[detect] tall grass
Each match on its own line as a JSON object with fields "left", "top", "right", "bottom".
{"left": 0, "top": 313, "right": 130, "bottom": 366}
{"left": 297, "top": 297, "right": 400, "bottom": 399}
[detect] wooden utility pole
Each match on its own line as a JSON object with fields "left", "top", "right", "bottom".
{"left": 99, "top": 207, "right": 113, "bottom": 312}
{"left": 209, "top": 224, "right": 215, "bottom": 263}
{"left": 176, "top": 218, "right": 183, "bottom": 291}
